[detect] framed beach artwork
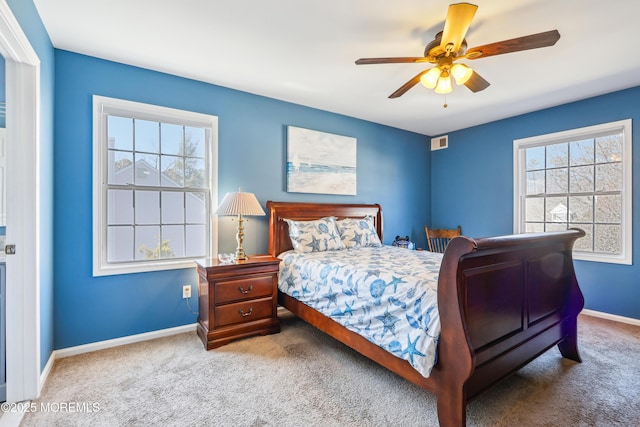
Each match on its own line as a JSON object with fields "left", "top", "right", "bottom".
{"left": 286, "top": 126, "right": 357, "bottom": 195}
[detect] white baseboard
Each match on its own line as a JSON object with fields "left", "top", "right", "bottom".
{"left": 55, "top": 323, "right": 198, "bottom": 359}
{"left": 38, "top": 323, "right": 198, "bottom": 393}
{"left": 39, "top": 351, "right": 56, "bottom": 394}
{"left": 581, "top": 309, "right": 640, "bottom": 327}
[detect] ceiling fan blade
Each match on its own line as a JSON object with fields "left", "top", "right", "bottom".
{"left": 440, "top": 3, "right": 478, "bottom": 53}
{"left": 355, "top": 57, "right": 432, "bottom": 65}
{"left": 389, "top": 70, "right": 429, "bottom": 98}
{"left": 466, "top": 30, "right": 560, "bottom": 59}
{"left": 464, "top": 70, "right": 490, "bottom": 92}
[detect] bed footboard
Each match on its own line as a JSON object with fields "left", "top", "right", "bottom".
{"left": 434, "top": 229, "right": 585, "bottom": 426}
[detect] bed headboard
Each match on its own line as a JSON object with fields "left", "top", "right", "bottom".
{"left": 266, "top": 201, "right": 383, "bottom": 256}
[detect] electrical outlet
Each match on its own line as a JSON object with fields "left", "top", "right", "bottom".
{"left": 182, "top": 285, "right": 191, "bottom": 299}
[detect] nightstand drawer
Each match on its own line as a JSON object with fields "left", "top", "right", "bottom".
{"left": 215, "top": 275, "right": 274, "bottom": 304}
{"left": 215, "top": 297, "right": 274, "bottom": 327}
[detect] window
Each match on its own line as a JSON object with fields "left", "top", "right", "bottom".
{"left": 93, "top": 96, "right": 218, "bottom": 276}
{"left": 513, "top": 119, "right": 632, "bottom": 265}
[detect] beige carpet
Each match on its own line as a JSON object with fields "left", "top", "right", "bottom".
{"left": 19, "top": 312, "right": 640, "bottom": 426}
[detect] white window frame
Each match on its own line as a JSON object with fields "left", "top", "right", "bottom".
{"left": 93, "top": 95, "right": 218, "bottom": 276}
{"left": 513, "top": 119, "right": 632, "bottom": 265}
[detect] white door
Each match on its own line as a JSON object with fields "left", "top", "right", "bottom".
{"left": 0, "top": 126, "right": 6, "bottom": 401}
{"left": 0, "top": 1, "right": 41, "bottom": 402}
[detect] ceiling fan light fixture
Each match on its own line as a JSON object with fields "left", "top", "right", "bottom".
{"left": 435, "top": 71, "right": 452, "bottom": 94}
{"left": 420, "top": 67, "right": 442, "bottom": 89}
{"left": 355, "top": 3, "right": 560, "bottom": 100}
{"left": 451, "top": 63, "right": 473, "bottom": 85}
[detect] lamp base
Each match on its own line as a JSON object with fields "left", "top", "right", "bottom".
{"left": 235, "top": 215, "right": 248, "bottom": 261}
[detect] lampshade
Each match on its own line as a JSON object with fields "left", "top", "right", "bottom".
{"left": 434, "top": 71, "right": 452, "bottom": 94}
{"left": 451, "top": 63, "right": 473, "bottom": 85}
{"left": 215, "top": 191, "right": 266, "bottom": 217}
{"left": 214, "top": 191, "right": 265, "bottom": 261}
{"left": 420, "top": 67, "right": 442, "bottom": 89}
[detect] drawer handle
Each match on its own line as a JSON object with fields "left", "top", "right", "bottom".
{"left": 238, "top": 285, "right": 254, "bottom": 294}
{"left": 239, "top": 307, "right": 253, "bottom": 317}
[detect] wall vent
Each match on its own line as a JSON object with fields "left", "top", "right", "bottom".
{"left": 431, "top": 135, "right": 448, "bottom": 151}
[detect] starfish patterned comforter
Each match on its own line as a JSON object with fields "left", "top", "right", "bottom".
{"left": 278, "top": 246, "right": 443, "bottom": 378}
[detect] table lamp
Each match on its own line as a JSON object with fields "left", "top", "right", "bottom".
{"left": 214, "top": 190, "right": 266, "bottom": 261}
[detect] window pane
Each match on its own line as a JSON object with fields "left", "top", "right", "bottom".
{"left": 135, "top": 119, "right": 159, "bottom": 153}
{"left": 525, "top": 197, "right": 544, "bottom": 222}
{"left": 162, "top": 191, "right": 184, "bottom": 224}
{"left": 185, "top": 126, "right": 206, "bottom": 158}
{"left": 595, "top": 195, "right": 621, "bottom": 223}
{"left": 568, "top": 196, "right": 593, "bottom": 223}
{"left": 569, "top": 165, "right": 594, "bottom": 193}
{"left": 594, "top": 224, "right": 621, "bottom": 254}
{"left": 546, "top": 168, "right": 567, "bottom": 194}
{"left": 185, "top": 158, "right": 206, "bottom": 189}
{"left": 595, "top": 134, "right": 622, "bottom": 163}
{"left": 546, "top": 223, "right": 567, "bottom": 232}
{"left": 107, "top": 226, "right": 134, "bottom": 262}
{"left": 107, "top": 189, "right": 133, "bottom": 225}
{"left": 135, "top": 190, "right": 160, "bottom": 224}
{"left": 546, "top": 196, "right": 567, "bottom": 223}
{"left": 595, "top": 163, "right": 622, "bottom": 192}
{"left": 525, "top": 222, "right": 545, "bottom": 233}
{"left": 186, "top": 224, "right": 206, "bottom": 257}
{"left": 107, "top": 150, "right": 133, "bottom": 185}
{"left": 161, "top": 123, "right": 183, "bottom": 156}
{"left": 526, "top": 170, "right": 545, "bottom": 195}
{"left": 135, "top": 226, "right": 161, "bottom": 260}
{"left": 107, "top": 116, "right": 133, "bottom": 150}
{"left": 525, "top": 146, "right": 545, "bottom": 171}
{"left": 570, "top": 224, "right": 593, "bottom": 252}
{"left": 162, "top": 225, "right": 185, "bottom": 258}
{"left": 186, "top": 192, "right": 206, "bottom": 223}
{"left": 569, "top": 139, "right": 594, "bottom": 166}
{"left": 546, "top": 143, "right": 568, "bottom": 168}
{"left": 161, "top": 154, "right": 184, "bottom": 187}
{"left": 134, "top": 153, "right": 160, "bottom": 186}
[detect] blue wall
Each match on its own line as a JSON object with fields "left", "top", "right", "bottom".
{"left": 8, "top": 0, "right": 56, "bottom": 370}
{"left": 53, "top": 50, "right": 430, "bottom": 349}
{"left": 431, "top": 86, "right": 640, "bottom": 320}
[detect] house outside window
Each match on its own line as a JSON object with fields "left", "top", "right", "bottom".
{"left": 93, "top": 96, "right": 218, "bottom": 276}
{"left": 513, "top": 119, "right": 632, "bottom": 265}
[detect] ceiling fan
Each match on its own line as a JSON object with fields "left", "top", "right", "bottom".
{"left": 355, "top": 2, "right": 560, "bottom": 100}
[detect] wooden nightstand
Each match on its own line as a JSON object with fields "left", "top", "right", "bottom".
{"left": 195, "top": 255, "right": 281, "bottom": 350}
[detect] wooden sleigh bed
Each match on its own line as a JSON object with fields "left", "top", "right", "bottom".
{"left": 267, "top": 201, "right": 585, "bottom": 427}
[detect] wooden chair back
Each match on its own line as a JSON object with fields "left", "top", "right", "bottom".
{"left": 425, "top": 225, "right": 461, "bottom": 253}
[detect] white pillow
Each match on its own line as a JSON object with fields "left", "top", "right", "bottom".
{"left": 285, "top": 217, "right": 345, "bottom": 253}
{"left": 336, "top": 216, "right": 382, "bottom": 248}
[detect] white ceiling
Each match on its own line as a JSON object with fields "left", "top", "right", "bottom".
{"left": 33, "top": 0, "right": 640, "bottom": 136}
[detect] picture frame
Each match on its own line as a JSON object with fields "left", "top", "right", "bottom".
{"left": 286, "top": 126, "right": 357, "bottom": 195}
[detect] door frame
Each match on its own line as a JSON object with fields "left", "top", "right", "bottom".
{"left": 0, "top": 0, "right": 41, "bottom": 402}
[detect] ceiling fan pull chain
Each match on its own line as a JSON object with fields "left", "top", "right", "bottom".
{"left": 443, "top": 95, "right": 448, "bottom": 108}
